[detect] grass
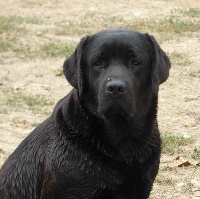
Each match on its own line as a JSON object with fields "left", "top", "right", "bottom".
{"left": 166, "top": 16, "right": 200, "bottom": 34}
{"left": 3, "top": 42, "right": 74, "bottom": 60}
{"left": 191, "top": 149, "right": 200, "bottom": 160}
{"left": 1, "top": 88, "right": 54, "bottom": 115}
{"left": 184, "top": 96, "right": 199, "bottom": 102}
{"left": 31, "top": 122, "right": 41, "bottom": 128}
{"left": 0, "top": 15, "right": 23, "bottom": 34}
{"left": 155, "top": 175, "right": 175, "bottom": 186}
{"left": 52, "top": 15, "right": 200, "bottom": 48}
{"left": 183, "top": 182, "right": 194, "bottom": 193}
{"left": 0, "top": 15, "right": 42, "bottom": 35}
{"left": 1, "top": 11, "right": 200, "bottom": 59}
{"left": 13, "top": 41, "right": 75, "bottom": 59}
{"left": 160, "top": 166, "right": 176, "bottom": 172}
{"left": 0, "top": 40, "right": 12, "bottom": 52}
{"left": 40, "top": 42, "right": 75, "bottom": 58}
{"left": 0, "top": 108, "right": 8, "bottom": 114}
{"left": 169, "top": 51, "right": 191, "bottom": 66}
{"left": 189, "top": 70, "right": 200, "bottom": 78}
{"left": 171, "top": 8, "right": 200, "bottom": 17}
{"left": 0, "top": 16, "right": 24, "bottom": 52}
{"left": 55, "top": 69, "right": 64, "bottom": 76}
{"left": 0, "top": 15, "right": 43, "bottom": 54}
{"left": 161, "top": 133, "right": 194, "bottom": 155}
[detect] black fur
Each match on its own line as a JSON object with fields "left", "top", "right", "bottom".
{"left": 0, "top": 28, "right": 170, "bottom": 199}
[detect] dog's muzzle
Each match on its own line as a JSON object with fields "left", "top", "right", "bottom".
{"left": 98, "top": 78, "right": 134, "bottom": 120}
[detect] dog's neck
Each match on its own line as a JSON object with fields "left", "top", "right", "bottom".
{"left": 55, "top": 89, "right": 159, "bottom": 165}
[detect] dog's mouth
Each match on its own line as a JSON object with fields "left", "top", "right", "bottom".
{"left": 98, "top": 103, "right": 134, "bottom": 120}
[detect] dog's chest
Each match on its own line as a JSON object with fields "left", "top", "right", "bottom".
{"left": 77, "top": 159, "right": 142, "bottom": 198}
{"left": 68, "top": 151, "right": 140, "bottom": 190}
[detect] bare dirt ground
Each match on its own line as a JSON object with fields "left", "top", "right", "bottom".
{"left": 0, "top": 0, "right": 200, "bottom": 198}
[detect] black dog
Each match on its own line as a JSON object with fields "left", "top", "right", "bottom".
{"left": 0, "top": 28, "right": 170, "bottom": 199}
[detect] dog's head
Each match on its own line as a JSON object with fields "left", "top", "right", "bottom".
{"left": 63, "top": 28, "right": 170, "bottom": 119}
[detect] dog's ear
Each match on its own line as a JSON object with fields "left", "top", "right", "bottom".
{"left": 145, "top": 33, "right": 171, "bottom": 93}
{"left": 63, "top": 36, "right": 88, "bottom": 96}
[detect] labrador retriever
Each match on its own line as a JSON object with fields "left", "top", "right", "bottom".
{"left": 0, "top": 28, "right": 170, "bottom": 199}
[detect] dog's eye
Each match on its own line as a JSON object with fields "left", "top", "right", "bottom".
{"left": 94, "top": 60, "right": 103, "bottom": 66}
{"left": 131, "top": 59, "right": 140, "bottom": 66}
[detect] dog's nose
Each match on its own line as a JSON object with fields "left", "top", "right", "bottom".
{"left": 106, "top": 80, "right": 126, "bottom": 95}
